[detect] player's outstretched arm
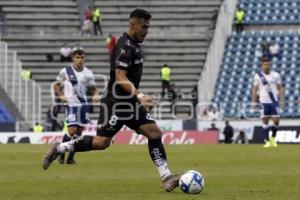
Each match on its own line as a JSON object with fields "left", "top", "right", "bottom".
{"left": 115, "top": 68, "right": 154, "bottom": 110}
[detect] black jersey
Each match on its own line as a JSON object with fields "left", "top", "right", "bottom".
{"left": 103, "top": 33, "right": 144, "bottom": 102}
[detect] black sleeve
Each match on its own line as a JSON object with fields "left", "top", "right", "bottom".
{"left": 114, "top": 46, "right": 132, "bottom": 71}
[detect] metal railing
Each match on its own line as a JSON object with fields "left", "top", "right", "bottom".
{"left": 198, "top": 0, "right": 238, "bottom": 104}
{"left": 0, "top": 40, "right": 42, "bottom": 131}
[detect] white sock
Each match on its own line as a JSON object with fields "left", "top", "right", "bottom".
{"left": 157, "top": 161, "right": 171, "bottom": 180}
{"left": 57, "top": 141, "right": 75, "bottom": 153}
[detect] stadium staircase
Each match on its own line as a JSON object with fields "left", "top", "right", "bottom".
{"left": 0, "top": 0, "right": 222, "bottom": 123}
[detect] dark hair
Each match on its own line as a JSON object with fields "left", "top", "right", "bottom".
{"left": 260, "top": 56, "right": 270, "bottom": 62}
{"left": 130, "top": 9, "right": 152, "bottom": 20}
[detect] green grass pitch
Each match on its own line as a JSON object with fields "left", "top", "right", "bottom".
{"left": 0, "top": 144, "right": 300, "bottom": 200}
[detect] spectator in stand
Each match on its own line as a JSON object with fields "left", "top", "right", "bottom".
{"left": 60, "top": 43, "right": 72, "bottom": 62}
{"left": 207, "top": 106, "right": 219, "bottom": 121}
{"left": 208, "top": 123, "right": 219, "bottom": 131}
{"left": 20, "top": 67, "right": 32, "bottom": 80}
{"left": 160, "top": 64, "right": 171, "bottom": 97}
{"left": 46, "top": 53, "right": 54, "bottom": 62}
{"left": 191, "top": 84, "right": 198, "bottom": 119}
{"left": 33, "top": 122, "right": 44, "bottom": 133}
{"left": 84, "top": 6, "right": 92, "bottom": 21}
{"left": 105, "top": 33, "right": 117, "bottom": 56}
{"left": 92, "top": 6, "right": 103, "bottom": 36}
{"left": 82, "top": 6, "right": 93, "bottom": 36}
{"left": 233, "top": 129, "right": 249, "bottom": 144}
{"left": 0, "top": 6, "right": 6, "bottom": 36}
{"left": 82, "top": 19, "right": 93, "bottom": 36}
{"left": 168, "top": 83, "right": 181, "bottom": 114}
{"left": 235, "top": 7, "right": 245, "bottom": 33}
{"left": 223, "top": 120, "right": 234, "bottom": 144}
{"left": 261, "top": 41, "right": 280, "bottom": 60}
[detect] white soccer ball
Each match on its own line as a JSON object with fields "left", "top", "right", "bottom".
{"left": 179, "top": 170, "right": 205, "bottom": 194}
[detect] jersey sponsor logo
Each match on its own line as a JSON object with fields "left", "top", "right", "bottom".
{"left": 117, "top": 61, "right": 128, "bottom": 68}
{"left": 134, "top": 58, "right": 144, "bottom": 64}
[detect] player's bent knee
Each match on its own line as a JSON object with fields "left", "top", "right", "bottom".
{"left": 92, "top": 136, "right": 111, "bottom": 150}
{"left": 139, "top": 123, "right": 163, "bottom": 139}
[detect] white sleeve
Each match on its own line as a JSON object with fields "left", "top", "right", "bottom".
{"left": 276, "top": 73, "right": 282, "bottom": 86}
{"left": 253, "top": 74, "right": 260, "bottom": 86}
{"left": 56, "top": 68, "right": 66, "bottom": 81}
{"left": 86, "top": 70, "right": 96, "bottom": 86}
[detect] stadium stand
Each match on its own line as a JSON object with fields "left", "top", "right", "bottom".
{"left": 0, "top": 39, "right": 41, "bottom": 130}
{"left": 0, "top": 102, "right": 14, "bottom": 122}
{"left": 212, "top": 0, "right": 300, "bottom": 119}
{"left": 239, "top": 0, "right": 300, "bottom": 25}
{"left": 0, "top": 0, "right": 79, "bottom": 35}
{"left": 0, "top": 86, "right": 22, "bottom": 122}
{"left": 0, "top": 0, "right": 223, "bottom": 121}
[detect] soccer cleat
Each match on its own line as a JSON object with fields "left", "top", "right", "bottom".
{"left": 270, "top": 137, "right": 278, "bottom": 147}
{"left": 263, "top": 141, "right": 272, "bottom": 148}
{"left": 42, "top": 142, "right": 60, "bottom": 170}
{"left": 162, "top": 174, "right": 180, "bottom": 192}
{"left": 66, "top": 159, "right": 76, "bottom": 165}
{"left": 58, "top": 153, "right": 65, "bottom": 164}
{"left": 66, "top": 151, "right": 76, "bottom": 164}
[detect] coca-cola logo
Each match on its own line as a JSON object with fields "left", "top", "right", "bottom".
{"left": 128, "top": 132, "right": 195, "bottom": 145}
{"left": 40, "top": 135, "right": 63, "bottom": 144}
{"left": 114, "top": 131, "right": 218, "bottom": 145}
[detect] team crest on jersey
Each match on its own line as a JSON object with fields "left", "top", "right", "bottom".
{"left": 117, "top": 61, "right": 128, "bottom": 68}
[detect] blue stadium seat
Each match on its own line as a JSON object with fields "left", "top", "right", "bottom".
{"left": 0, "top": 103, "right": 15, "bottom": 123}
{"left": 238, "top": 0, "right": 300, "bottom": 25}
{"left": 213, "top": 30, "right": 300, "bottom": 118}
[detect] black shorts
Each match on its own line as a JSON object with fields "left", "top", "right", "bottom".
{"left": 96, "top": 100, "right": 155, "bottom": 137}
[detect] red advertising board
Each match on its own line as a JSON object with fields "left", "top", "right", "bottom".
{"left": 113, "top": 131, "right": 218, "bottom": 145}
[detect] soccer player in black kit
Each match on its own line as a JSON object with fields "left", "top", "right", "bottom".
{"left": 43, "top": 9, "right": 180, "bottom": 192}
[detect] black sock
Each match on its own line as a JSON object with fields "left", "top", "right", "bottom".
{"left": 67, "top": 151, "right": 75, "bottom": 161}
{"left": 67, "top": 135, "right": 79, "bottom": 161}
{"left": 148, "top": 138, "right": 167, "bottom": 166}
{"left": 271, "top": 126, "right": 279, "bottom": 137}
{"left": 73, "top": 135, "right": 94, "bottom": 152}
